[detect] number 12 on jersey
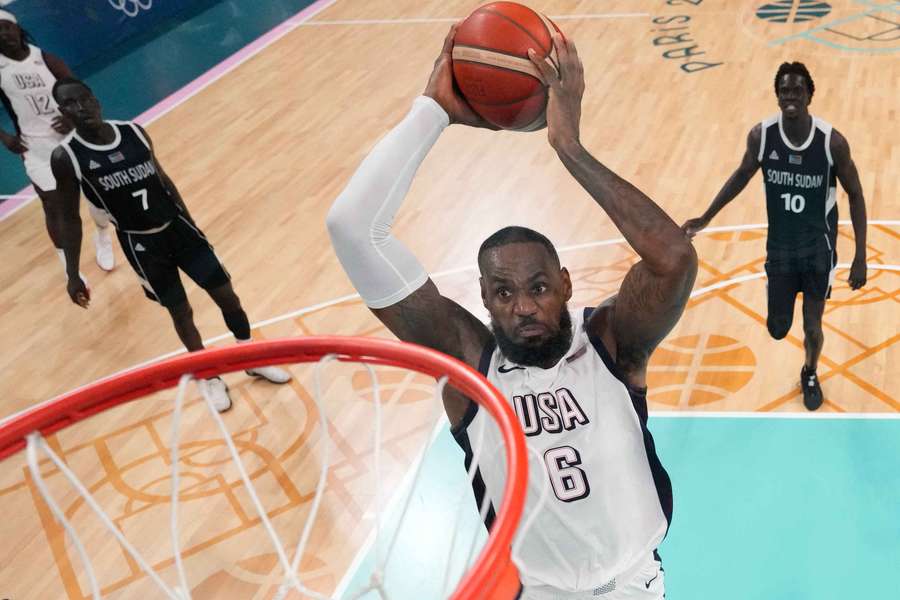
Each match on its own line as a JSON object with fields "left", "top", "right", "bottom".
{"left": 132, "top": 188, "right": 149, "bottom": 210}
{"left": 544, "top": 446, "right": 590, "bottom": 502}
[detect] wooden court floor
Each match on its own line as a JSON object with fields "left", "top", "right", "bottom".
{"left": 0, "top": 0, "right": 898, "bottom": 597}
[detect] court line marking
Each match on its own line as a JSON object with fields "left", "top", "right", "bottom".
{"left": 653, "top": 411, "right": 900, "bottom": 419}
{"left": 0, "top": 0, "right": 340, "bottom": 222}
{"left": 302, "top": 14, "right": 650, "bottom": 26}
{"left": 3, "top": 221, "right": 897, "bottom": 427}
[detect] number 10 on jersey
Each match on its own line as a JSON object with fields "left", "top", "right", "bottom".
{"left": 781, "top": 192, "right": 805, "bottom": 213}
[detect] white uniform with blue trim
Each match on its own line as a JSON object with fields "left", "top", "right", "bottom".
{"left": 453, "top": 308, "right": 669, "bottom": 598}
{"left": 0, "top": 44, "right": 65, "bottom": 191}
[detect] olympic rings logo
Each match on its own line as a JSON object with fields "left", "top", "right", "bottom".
{"left": 108, "top": 0, "right": 153, "bottom": 18}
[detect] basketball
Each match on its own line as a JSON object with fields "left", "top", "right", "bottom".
{"left": 451, "top": 2, "right": 562, "bottom": 131}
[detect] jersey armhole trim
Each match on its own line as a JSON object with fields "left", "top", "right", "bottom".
{"left": 822, "top": 122, "right": 834, "bottom": 166}
{"left": 583, "top": 307, "right": 649, "bottom": 396}
{"left": 450, "top": 338, "right": 495, "bottom": 436}
{"left": 60, "top": 143, "right": 82, "bottom": 182}
{"left": 126, "top": 121, "right": 152, "bottom": 150}
{"left": 757, "top": 121, "right": 767, "bottom": 163}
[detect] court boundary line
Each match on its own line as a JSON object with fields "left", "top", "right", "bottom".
{"left": 3, "top": 221, "right": 898, "bottom": 428}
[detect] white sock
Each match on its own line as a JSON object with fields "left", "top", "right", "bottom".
{"left": 88, "top": 203, "right": 112, "bottom": 230}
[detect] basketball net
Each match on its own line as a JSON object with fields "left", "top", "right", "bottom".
{"left": 8, "top": 338, "right": 537, "bottom": 599}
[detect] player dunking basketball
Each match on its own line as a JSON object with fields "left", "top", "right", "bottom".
{"left": 46, "top": 77, "right": 292, "bottom": 410}
{"left": 0, "top": 10, "right": 115, "bottom": 273}
{"left": 683, "top": 62, "right": 868, "bottom": 410}
{"left": 328, "top": 27, "right": 697, "bottom": 599}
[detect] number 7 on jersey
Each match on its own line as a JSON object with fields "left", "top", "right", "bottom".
{"left": 132, "top": 188, "right": 148, "bottom": 210}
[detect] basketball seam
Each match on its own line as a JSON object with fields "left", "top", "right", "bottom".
{"left": 453, "top": 43, "right": 536, "bottom": 63}
{"left": 452, "top": 46, "right": 542, "bottom": 79}
{"left": 479, "top": 6, "right": 551, "bottom": 54}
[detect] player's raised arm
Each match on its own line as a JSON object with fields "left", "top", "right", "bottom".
{"left": 49, "top": 146, "right": 89, "bottom": 307}
{"left": 682, "top": 125, "right": 762, "bottom": 236}
{"left": 326, "top": 25, "right": 494, "bottom": 412}
{"left": 830, "top": 129, "right": 867, "bottom": 290}
{"left": 529, "top": 34, "right": 698, "bottom": 387}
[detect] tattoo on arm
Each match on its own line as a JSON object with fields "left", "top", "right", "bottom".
{"left": 611, "top": 257, "right": 697, "bottom": 381}
{"left": 374, "top": 280, "right": 490, "bottom": 364}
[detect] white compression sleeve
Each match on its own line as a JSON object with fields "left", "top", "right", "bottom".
{"left": 326, "top": 96, "right": 449, "bottom": 309}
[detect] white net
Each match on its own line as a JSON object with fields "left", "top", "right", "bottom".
{"left": 19, "top": 352, "right": 539, "bottom": 599}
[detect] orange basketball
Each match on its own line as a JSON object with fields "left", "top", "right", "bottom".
{"left": 451, "top": 2, "right": 562, "bottom": 131}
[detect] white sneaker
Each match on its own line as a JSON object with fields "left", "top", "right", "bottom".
{"left": 246, "top": 366, "right": 292, "bottom": 384}
{"left": 202, "top": 377, "right": 233, "bottom": 412}
{"left": 94, "top": 228, "right": 115, "bottom": 271}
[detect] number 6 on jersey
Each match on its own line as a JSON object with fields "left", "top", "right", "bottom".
{"left": 544, "top": 446, "right": 590, "bottom": 502}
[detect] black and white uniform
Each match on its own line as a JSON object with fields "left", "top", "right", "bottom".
{"left": 453, "top": 308, "right": 669, "bottom": 599}
{"left": 758, "top": 113, "right": 838, "bottom": 307}
{"left": 0, "top": 44, "right": 65, "bottom": 191}
{"left": 58, "top": 121, "right": 229, "bottom": 306}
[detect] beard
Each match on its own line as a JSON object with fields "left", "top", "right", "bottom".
{"left": 491, "top": 305, "right": 573, "bottom": 368}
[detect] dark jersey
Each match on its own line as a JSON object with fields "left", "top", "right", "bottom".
{"left": 758, "top": 114, "right": 838, "bottom": 258}
{"left": 59, "top": 121, "right": 180, "bottom": 232}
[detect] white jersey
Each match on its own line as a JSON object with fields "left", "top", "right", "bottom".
{"left": 0, "top": 44, "right": 63, "bottom": 140}
{"left": 453, "top": 307, "right": 671, "bottom": 592}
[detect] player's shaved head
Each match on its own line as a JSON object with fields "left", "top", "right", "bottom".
{"left": 52, "top": 77, "right": 94, "bottom": 103}
{"left": 478, "top": 226, "right": 559, "bottom": 273}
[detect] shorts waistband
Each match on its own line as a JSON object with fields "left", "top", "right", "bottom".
{"left": 120, "top": 220, "right": 172, "bottom": 235}
{"left": 522, "top": 553, "right": 651, "bottom": 599}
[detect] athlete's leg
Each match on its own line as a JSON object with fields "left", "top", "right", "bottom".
{"left": 205, "top": 282, "right": 292, "bottom": 383}
{"left": 798, "top": 262, "right": 829, "bottom": 410}
{"left": 205, "top": 281, "right": 251, "bottom": 341}
{"left": 765, "top": 273, "right": 799, "bottom": 340}
{"left": 801, "top": 295, "right": 826, "bottom": 372}
{"left": 87, "top": 203, "right": 115, "bottom": 271}
{"left": 173, "top": 218, "right": 291, "bottom": 384}
{"left": 166, "top": 300, "right": 204, "bottom": 351}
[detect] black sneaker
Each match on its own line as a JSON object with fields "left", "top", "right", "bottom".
{"left": 801, "top": 366, "right": 823, "bottom": 411}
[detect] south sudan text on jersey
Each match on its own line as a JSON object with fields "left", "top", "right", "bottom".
{"left": 765, "top": 169, "right": 824, "bottom": 189}
{"left": 97, "top": 160, "right": 158, "bottom": 192}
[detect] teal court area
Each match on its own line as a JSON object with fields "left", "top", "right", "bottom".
{"left": 343, "top": 416, "right": 900, "bottom": 599}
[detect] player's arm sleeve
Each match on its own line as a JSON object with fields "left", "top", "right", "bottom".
{"left": 326, "top": 96, "right": 449, "bottom": 308}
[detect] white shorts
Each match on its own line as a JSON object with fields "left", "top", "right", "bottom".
{"left": 21, "top": 134, "right": 63, "bottom": 192}
{"left": 520, "top": 553, "right": 665, "bottom": 600}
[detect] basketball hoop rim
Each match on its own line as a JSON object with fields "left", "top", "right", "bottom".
{"left": 0, "top": 336, "right": 527, "bottom": 599}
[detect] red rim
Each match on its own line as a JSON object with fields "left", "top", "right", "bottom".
{"left": 0, "top": 336, "right": 526, "bottom": 599}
